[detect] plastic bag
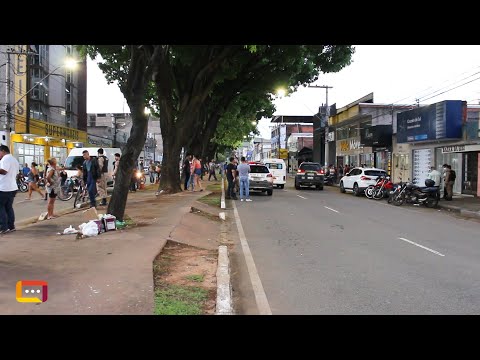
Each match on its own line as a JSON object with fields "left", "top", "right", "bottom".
{"left": 63, "top": 225, "right": 78, "bottom": 234}
{"left": 81, "top": 220, "right": 99, "bottom": 237}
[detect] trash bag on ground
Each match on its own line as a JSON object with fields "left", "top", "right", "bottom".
{"left": 81, "top": 220, "right": 99, "bottom": 237}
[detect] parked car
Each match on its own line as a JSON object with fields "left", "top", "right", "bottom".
{"left": 248, "top": 162, "right": 273, "bottom": 196}
{"left": 294, "top": 162, "right": 324, "bottom": 190}
{"left": 339, "top": 167, "right": 387, "bottom": 196}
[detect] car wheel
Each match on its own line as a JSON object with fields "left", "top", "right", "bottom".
{"left": 267, "top": 190, "right": 273, "bottom": 196}
{"left": 295, "top": 179, "right": 300, "bottom": 190}
{"left": 353, "top": 183, "right": 360, "bottom": 196}
{"left": 340, "top": 181, "right": 345, "bottom": 193}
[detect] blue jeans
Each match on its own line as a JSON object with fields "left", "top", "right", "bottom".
{"left": 187, "top": 173, "right": 195, "bottom": 190}
{"left": 87, "top": 172, "right": 97, "bottom": 207}
{"left": 239, "top": 176, "right": 249, "bottom": 200}
{"left": 0, "top": 191, "right": 16, "bottom": 231}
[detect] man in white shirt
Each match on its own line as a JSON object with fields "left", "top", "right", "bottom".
{"left": 427, "top": 166, "right": 442, "bottom": 186}
{"left": 0, "top": 145, "right": 20, "bottom": 234}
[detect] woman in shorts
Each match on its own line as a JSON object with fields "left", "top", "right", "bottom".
{"left": 45, "top": 158, "right": 61, "bottom": 220}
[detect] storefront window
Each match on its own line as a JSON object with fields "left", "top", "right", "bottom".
{"left": 14, "top": 143, "right": 44, "bottom": 168}
{"left": 435, "top": 147, "right": 462, "bottom": 194}
{"left": 360, "top": 153, "right": 374, "bottom": 167}
{"left": 375, "top": 151, "right": 390, "bottom": 172}
{"left": 50, "top": 146, "right": 67, "bottom": 166}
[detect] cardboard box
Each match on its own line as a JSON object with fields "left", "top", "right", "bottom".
{"left": 82, "top": 207, "right": 98, "bottom": 223}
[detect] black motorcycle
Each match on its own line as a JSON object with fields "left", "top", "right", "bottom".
{"left": 16, "top": 172, "right": 28, "bottom": 193}
{"left": 324, "top": 173, "right": 336, "bottom": 186}
{"left": 391, "top": 179, "right": 439, "bottom": 208}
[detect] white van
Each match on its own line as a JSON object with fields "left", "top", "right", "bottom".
{"left": 64, "top": 147, "right": 121, "bottom": 186}
{"left": 262, "top": 158, "right": 287, "bottom": 189}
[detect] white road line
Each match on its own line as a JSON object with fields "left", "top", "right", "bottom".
{"left": 324, "top": 206, "right": 339, "bottom": 213}
{"left": 233, "top": 202, "right": 272, "bottom": 315}
{"left": 398, "top": 237, "right": 445, "bottom": 257}
{"left": 296, "top": 195, "right": 307, "bottom": 199}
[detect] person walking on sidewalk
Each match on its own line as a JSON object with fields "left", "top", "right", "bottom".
{"left": 25, "top": 162, "right": 45, "bottom": 200}
{"left": 82, "top": 150, "right": 100, "bottom": 208}
{"left": 226, "top": 157, "right": 237, "bottom": 200}
{"left": 208, "top": 160, "right": 218, "bottom": 181}
{"left": 192, "top": 155, "right": 204, "bottom": 192}
{"left": 45, "top": 158, "right": 61, "bottom": 220}
{"left": 0, "top": 145, "right": 20, "bottom": 234}
{"left": 237, "top": 156, "right": 252, "bottom": 202}
{"left": 96, "top": 148, "right": 108, "bottom": 207}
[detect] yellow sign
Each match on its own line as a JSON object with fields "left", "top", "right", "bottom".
{"left": 13, "top": 45, "right": 28, "bottom": 134}
{"left": 279, "top": 148, "right": 288, "bottom": 159}
{"left": 340, "top": 140, "right": 349, "bottom": 152}
{"left": 26, "top": 119, "right": 88, "bottom": 143}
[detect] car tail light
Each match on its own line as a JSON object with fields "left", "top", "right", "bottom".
{"left": 360, "top": 176, "right": 371, "bottom": 180}
{"left": 297, "top": 169, "right": 305, "bottom": 173}
{"left": 317, "top": 171, "right": 323, "bottom": 175}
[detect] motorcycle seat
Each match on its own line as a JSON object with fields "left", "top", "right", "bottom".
{"left": 419, "top": 186, "right": 439, "bottom": 193}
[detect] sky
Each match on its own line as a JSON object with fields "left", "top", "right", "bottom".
{"left": 87, "top": 45, "right": 480, "bottom": 138}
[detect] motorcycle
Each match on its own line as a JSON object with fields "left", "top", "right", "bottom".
{"left": 365, "top": 175, "right": 394, "bottom": 200}
{"left": 324, "top": 173, "right": 336, "bottom": 186}
{"left": 16, "top": 173, "right": 28, "bottom": 193}
{"left": 391, "top": 179, "right": 439, "bottom": 208}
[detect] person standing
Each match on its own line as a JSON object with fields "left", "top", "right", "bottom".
{"left": 148, "top": 160, "right": 156, "bottom": 184}
{"left": 112, "top": 153, "right": 121, "bottom": 186}
{"left": 96, "top": 148, "right": 108, "bottom": 207}
{"left": 22, "top": 163, "right": 30, "bottom": 177}
{"left": 82, "top": 150, "right": 100, "bottom": 208}
{"left": 0, "top": 145, "right": 20, "bottom": 234}
{"left": 427, "top": 166, "right": 442, "bottom": 186}
{"left": 208, "top": 160, "right": 218, "bottom": 181}
{"left": 237, "top": 156, "right": 252, "bottom": 202}
{"left": 25, "top": 162, "right": 45, "bottom": 200}
{"left": 183, "top": 154, "right": 192, "bottom": 190}
{"left": 193, "top": 155, "right": 204, "bottom": 192}
{"left": 444, "top": 164, "right": 455, "bottom": 201}
{"left": 45, "top": 158, "right": 61, "bottom": 220}
{"left": 226, "top": 157, "right": 237, "bottom": 200}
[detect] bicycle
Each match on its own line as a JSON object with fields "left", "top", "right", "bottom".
{"left": 58, "top": 177, "right": 77, "bottom": 201}
{"left": 73, "top": 179, "right": 99, "bottom": 209}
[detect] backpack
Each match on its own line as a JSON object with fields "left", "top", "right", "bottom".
{"left": 449, "top": 170, "right": 456, "bottom": 182}
{"left": 99, "top": 155, "right": 109, "bottom": 173}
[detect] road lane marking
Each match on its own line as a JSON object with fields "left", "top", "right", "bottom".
{"left": 324, "top": 206, "right": 339, "bottom": 213}
{"left": 233, "top": 202, "right": 272, "bottom": 315}
{"left": 296, "top": 195, "right": 307, "bottom": 199}
{"left": 398, "top": 237, "right": 445, "bottom": 257}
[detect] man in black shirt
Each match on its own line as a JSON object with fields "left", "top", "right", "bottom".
{"left": 183, "top": 154, "right": 192, "bottom": 190}
{"left": 226, "top": 157, "right": 237, "bottom": 200}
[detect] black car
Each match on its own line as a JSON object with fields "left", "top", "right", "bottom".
{"left": 295, "top": 162, "right": 324, "bottom": 190}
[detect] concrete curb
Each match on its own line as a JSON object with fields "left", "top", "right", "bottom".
{"left": 437, "top": 203, "right": 480, "bottom": 219}
{"left": 221, "top": 176, "right": 226, "bottom": 209}
{"left": 215, "top": 245, "right": 233, "bottom": 315}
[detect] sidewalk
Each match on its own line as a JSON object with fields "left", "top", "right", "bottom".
{"left": 0, "top": 187, "right": 218, "bottom": 315}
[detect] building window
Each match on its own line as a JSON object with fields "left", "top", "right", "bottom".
{"left": 14, "top": 143, "right": 45, "bottom": 167}
{"left": 50, "top": 146, "right": 67, "bottom": 166}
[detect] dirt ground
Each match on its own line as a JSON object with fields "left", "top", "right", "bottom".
{"left": 153, "top": 240, "right": 218, "bottom": 315}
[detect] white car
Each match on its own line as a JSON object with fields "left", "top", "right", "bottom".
{"left": 339, "top": 167, "right": 387, "bottom": 196}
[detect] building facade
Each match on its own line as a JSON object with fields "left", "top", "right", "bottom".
{"left": 0, "top": 45, "right": 87, "bottom": 166}
{"left": 87, "top": 113, "right": 163, "bottom": 162}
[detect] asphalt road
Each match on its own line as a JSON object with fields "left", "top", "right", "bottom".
{"left": 234, "top": 180, "right": 480, "bottom": 314}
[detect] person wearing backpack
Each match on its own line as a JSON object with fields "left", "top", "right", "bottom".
{"left": 96, "top": 148, "right": 109, "bottom": 207}
{"left": 444, "top": 164, "right": 456, "bottom": 201}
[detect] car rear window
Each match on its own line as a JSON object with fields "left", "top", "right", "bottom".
{"left": 250, "top": 165, "right": 269, "bottom": 173}
{"left": 300, "top": 163, "right": 321, "bottom": 171}
{"left": 364, "top": 170, "right": 387, "bottom": 177}
{"left": 265, "top": 163, "right": 283, "bottom": 170}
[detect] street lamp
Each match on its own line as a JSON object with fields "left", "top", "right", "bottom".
{"left": 5, "top": 57, "right": 80, "bottom": 146}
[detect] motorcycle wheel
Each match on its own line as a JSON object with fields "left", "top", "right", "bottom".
{"left": 373, "top": 189, "right": 384, "bottom": 200}
{"left": 392, "top": 193, "right": 405, "bottom": 206}
{"left": 365, "top": 186, "right": 374, "bottom": 199}
{"left": 424, "top": 195, "right": 439, "bottom": 208}
{"left": 19, "top": 183, "right": 28, "bottom": 192}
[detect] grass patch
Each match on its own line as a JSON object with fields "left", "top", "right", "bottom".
{"left": 198, "top": 193, "right": 221, "bottom": 207}
{"left": 206, "top": 183, "right": 222, "bottom": 192}
{"left": 154, "top": 284, "right": 208, "bottom": 315}
{"left": 185, "top": 274, "right": 204, "bottom": 282}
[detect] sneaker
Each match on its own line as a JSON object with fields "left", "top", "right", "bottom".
{"left": 240, "top": 199, "right": 244, "bottom": 201}
{"left": 0, "top": 229, "right": 9, "bottom": 234}
{"left": 246, "top": 199, "right": 253, "bottom": 202}
{"left": 8, "top": 228, "right": 16, "bottom": 232}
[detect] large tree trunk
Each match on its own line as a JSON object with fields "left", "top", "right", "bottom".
{"left": 106, "top": 45, "right": 152, "bottom": 221}
{"left": 158, "top": 135, "right": 183, "bottom": 193}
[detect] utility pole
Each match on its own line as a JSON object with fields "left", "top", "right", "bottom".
{"left": 309, "top": 85, "right": 333, "bottom": 166}
{"left": 4, "top": 52, "right": 11, "bottom": 147}
{"left": 112, "top": 115, "right": 117, "bottom": 147}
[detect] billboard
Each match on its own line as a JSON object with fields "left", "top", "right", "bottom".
{"left": 397, "top": 100, "right": 463, "bottom": 143}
